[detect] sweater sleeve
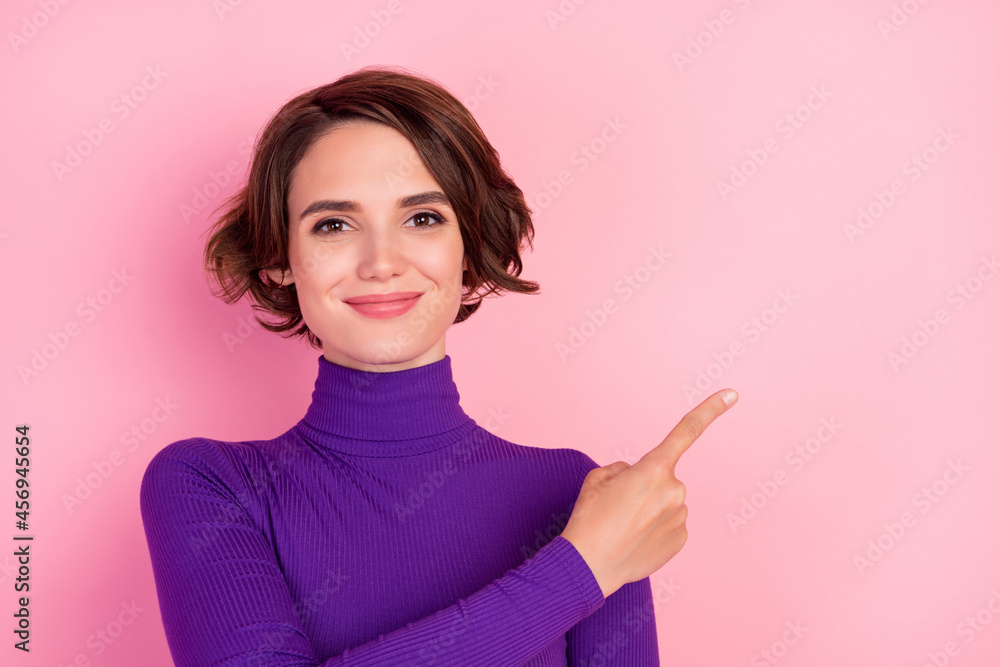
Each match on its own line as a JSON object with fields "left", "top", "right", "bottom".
{"left": 565, "top": 452, "right": 660, "bottom": 665}
{"left": 139, "top": 439, "right": 607, "bottom": 666}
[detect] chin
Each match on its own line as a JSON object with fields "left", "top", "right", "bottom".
{"left": 323, "top": 337, "right": 435, "bottom": 369}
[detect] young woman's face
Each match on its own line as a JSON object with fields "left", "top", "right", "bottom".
{"left": 272, "top": 121, "right": 467, "bottom": 371}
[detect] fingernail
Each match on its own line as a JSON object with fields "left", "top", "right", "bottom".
{"left": 722, "top": 389, "right": 738, "bottom": 407}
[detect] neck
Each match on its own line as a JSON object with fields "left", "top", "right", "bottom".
{"left": 297, "top": 353, "right": 475, "bottom": 457}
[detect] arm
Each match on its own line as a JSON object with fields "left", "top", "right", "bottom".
{"left": 565, "top": 454, "right": 660, "bottom": 665}
{"left": 566, "top": 578, "right": 659, "bottom": 665}
{"left": 139, "top": 439, "right": 607, "bottom": 666}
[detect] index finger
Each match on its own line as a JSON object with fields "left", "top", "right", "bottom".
{"left": 637, "top": 388, "right": 738, "bottom": 473}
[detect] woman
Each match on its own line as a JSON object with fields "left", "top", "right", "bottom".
{"left": 139, "top": 65, "right": 737, "bottom": 666}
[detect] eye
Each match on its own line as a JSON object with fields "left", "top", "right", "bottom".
{"left": 405, "top": 210, "right": 446, "bottom": 229}
{"left": 312, "top": 218, "right": 355, "bottom": 235}
{"left": 311, "top": 211, "right": 445, "bottom": 236}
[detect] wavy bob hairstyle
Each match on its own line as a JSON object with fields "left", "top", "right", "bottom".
{"left": 203, "top": 65, "right": 540, "bottom": 350}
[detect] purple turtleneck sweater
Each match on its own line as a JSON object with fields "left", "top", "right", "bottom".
{"left": 140, "top": 354, "right": 659, "bottom": 666}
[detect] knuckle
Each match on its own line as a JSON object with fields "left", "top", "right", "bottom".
{"left": 683, "top": 418, "right": 703, "bottom": 439}
{"left": 650, "top": 459, "right": 672, "bottom": 482}
{"left": 585, "top": 469, "right": 606, "bottom": 486}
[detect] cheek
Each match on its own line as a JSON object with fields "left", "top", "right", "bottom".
{"left": 289, "top": 238, "right": 341, "bottom": 290}
{"left": 298, "top": 267, "right": 340, "bottom": 301}
{"left": 440, "top": 259, "right": 468, "bottom": 307}
{"left": 427, "top": 252, "right": 464, "bottom": 288}
{"left": 430, "top": 234, "right": 466, "bottom": 279}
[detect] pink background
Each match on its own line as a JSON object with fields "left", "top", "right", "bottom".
{"left": 3, "top": 0, "right": 999, "bottom": 665}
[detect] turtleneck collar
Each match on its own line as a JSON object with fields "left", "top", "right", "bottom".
{"left": 295, "top": 353, "right": 476, "bottom": 457}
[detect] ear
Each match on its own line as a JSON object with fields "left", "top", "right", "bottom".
{"left": 462, "top": 255, "right": 468, "bottom": 272}
{"left": 265, "top": 267, "right": 295, "bottom": 287}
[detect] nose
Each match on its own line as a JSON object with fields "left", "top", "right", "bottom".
{"left": 356, "top": 227, "right": 407, "bottom": 280}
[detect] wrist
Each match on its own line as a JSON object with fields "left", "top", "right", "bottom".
{"left": 560, "top": 532, "right": 615, "bottom": 598}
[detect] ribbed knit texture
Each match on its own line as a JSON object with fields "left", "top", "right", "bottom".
{"left": 140, "top": 354, "right": 660, "bottom": 666}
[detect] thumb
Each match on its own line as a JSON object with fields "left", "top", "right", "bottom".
{"left": 589, "top": 460, "right": 631, "bottom": 485}
{"left": 602, "top": 460, "right": 631, "bottom": 475}
{"left": 576, "top": 460, "right": 631, "bottom": 501}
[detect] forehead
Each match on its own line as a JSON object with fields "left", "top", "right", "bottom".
{"left": 288, "top": 121, "right": 438, "bottom": 203}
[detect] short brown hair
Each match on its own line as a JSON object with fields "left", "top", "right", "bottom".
{"left": 202, "top": 65, "right": 540, "bottom": 349}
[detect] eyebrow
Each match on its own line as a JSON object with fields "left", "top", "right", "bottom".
{"left": 297, "top": 191, "right": 452, "bottom": 222}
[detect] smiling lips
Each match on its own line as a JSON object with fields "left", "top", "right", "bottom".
{"left": 343, "top": 291, "right": 423, "bottom": 319}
